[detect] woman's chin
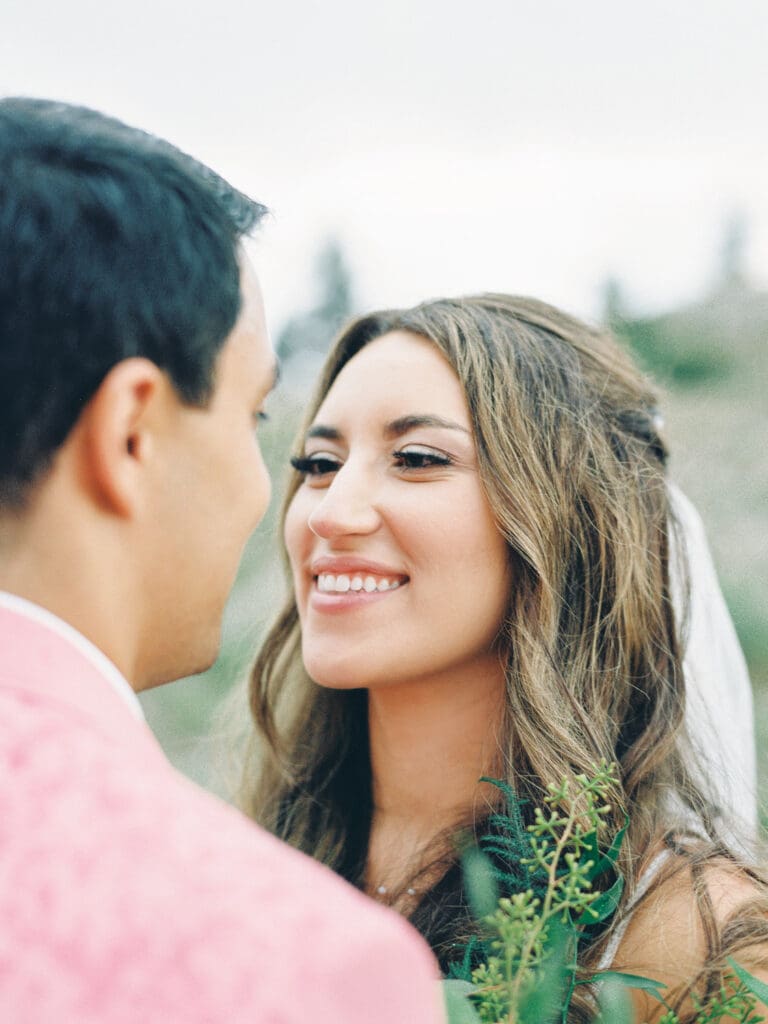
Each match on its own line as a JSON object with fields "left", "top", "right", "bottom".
{"left": 303, "top": 654, "right": 380, "bottom": 691}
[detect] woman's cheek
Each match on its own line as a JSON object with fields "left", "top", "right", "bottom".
{"left": 283, "top": 494, "right": 309, "bottom": 580}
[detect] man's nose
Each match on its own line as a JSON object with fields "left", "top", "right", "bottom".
{"left": 307, "top": 463, "right": 381, "bottom": 540}
{"left": 251, "top": 457, "right": 272, "bottom": 530}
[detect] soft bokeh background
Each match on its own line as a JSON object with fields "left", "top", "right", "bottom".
{"left": 4, "top": 0, "right": 766, "bottom": 802}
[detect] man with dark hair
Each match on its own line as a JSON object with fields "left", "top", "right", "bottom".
{"left": 0, "top": 98, "right": 442, "bottom": 1023}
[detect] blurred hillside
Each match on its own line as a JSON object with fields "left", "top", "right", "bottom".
{"left": 140, "top": 236, "right": 767, "bottom": 800}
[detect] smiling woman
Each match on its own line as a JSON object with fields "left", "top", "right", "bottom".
{"left": 241, "top": 295, "right": 768, "bottom": 1023}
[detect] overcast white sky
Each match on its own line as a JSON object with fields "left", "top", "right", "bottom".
{"left": 3, "top": 0, "right": 767, "bottom": 330}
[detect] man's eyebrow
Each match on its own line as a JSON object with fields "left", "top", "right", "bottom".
{"left": 268, "top": 360, "right": 281, "bottom": 391}
{"left": 384, "top": 415, "right": 471, "bottom": 438}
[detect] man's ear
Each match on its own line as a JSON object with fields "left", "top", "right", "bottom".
{"left": 75, "top": 358, "right": 170, "bottom": 517}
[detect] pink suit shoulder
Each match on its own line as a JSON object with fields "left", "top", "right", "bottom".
{"left": 0, "top": 650, "right": 443, "bottom": 1023}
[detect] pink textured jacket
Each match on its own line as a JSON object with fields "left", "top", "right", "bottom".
{"left": 0, "top": 603, "right": 443, "bottom": 1023}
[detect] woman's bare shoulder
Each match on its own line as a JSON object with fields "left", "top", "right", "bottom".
{"left": 611, "top": 854, "right": 768, "bottom": 1022}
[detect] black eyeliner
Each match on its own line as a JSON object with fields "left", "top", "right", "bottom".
{"left": 393, "top": 448, "right": 452, "bottom": 468}
{"left": 290, "top": 454, "right": 341, "bottom": 475}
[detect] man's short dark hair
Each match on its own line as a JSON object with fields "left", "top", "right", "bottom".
{"left": 0, "top": 97, "right": 267, "bottom": 507}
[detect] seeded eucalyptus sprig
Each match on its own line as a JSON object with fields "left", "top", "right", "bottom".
{"left": 442, "top": 762, "right": 768, "bottom": 1024}
{"left": 446, "top": 759, "right": 626, "bottom": 1023}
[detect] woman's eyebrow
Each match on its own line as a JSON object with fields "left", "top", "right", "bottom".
{"left": 384, "top": 414, "right": 471, "bottom": 438}
{"left": 305, "top": 415, "right": 471, "bottom": 443}
{"left": 306, "top": 424, "right": 343, "bottom": 441}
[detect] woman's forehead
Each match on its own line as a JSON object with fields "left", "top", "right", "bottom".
{"left": 319, "top": 331, "right": 466, "bottom": 418}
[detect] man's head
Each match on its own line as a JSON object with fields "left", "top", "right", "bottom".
{"left": 0, "top": 98, "right": 276, "bottom": 687}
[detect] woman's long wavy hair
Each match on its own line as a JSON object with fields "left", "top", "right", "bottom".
{"left": 241, "top": 295, "right": 766, "bottom": 1021}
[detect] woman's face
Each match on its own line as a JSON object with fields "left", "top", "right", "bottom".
{"left": 284, "top": 330, "right": 511, "bottom": 692}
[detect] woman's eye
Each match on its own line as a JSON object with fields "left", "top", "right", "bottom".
{"left": 290, "top": 453, "right": 342, "bottom": 477}
{"left": 393, "top": 446, "right": 452, "bottom": 470}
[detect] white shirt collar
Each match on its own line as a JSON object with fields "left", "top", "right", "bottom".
{"left": 0, "top": 591, "right": 145, "bottom": 721}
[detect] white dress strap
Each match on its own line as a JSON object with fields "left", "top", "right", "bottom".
{"left": 595, "top": 849, "right": 673, "bottom": 971}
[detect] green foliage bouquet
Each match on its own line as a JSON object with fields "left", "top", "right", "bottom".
{"left": 442, "top": 762, "right": 768, "bottom": 1024}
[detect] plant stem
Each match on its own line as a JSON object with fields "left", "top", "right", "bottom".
{"left": 507, "top": 810, "right": 576, "bottom": 1018}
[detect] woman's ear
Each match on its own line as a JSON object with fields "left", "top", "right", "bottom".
{"left": 74, "top": 358, "right": 168, "bottom": 518}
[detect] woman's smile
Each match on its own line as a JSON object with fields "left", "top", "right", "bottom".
{"left": 307, "top": 557, "right": 411, "bottom": 613}
{"left": 315, "top": 575, "right": 405, "bottom": 594}
{"left": 310, "top": 576, "right": 409, "bottom": 614}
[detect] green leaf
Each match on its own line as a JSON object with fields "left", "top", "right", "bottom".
{"left": 487, "top": 813, "right": 523, "bottom": 831}
{"left": 580, "top": 828, "right": 601, "bottom": 873}
{"left": 480, "top": 776, "right": 528, "bottom": 836}
{"left": 519, "top": 920, "right": 574, "bottom": 1024}
{"left": 480, "top": 775, "right": 523, "bottom": 807}
{"left": 587, "top": 815, "right": 630, "bottom": 882}
{"left": 583, "top": 970, "right": 668, "bottom": 1003}
{"left": 576, "top": 875, "right": 624, "bottom": 925}
{"left": 479, "top": 838, "right": 524, "bottom": 857}
{"left": 728, "top": 958, "right": 768, "bottom": 1008}
{"left": 462, "top": 846, "right": 500, "bottom": 921}
{"left": 446, "top": 935, "right": 485, "bottom": 983}
{"left": 593, "top": 977, "right": 634, "bottom": 1023}
{"left": 442, "top": 980, "right": 483, "bottom": 1024}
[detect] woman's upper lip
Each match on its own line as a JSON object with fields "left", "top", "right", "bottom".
{"left": 309, "top": 556, "right": 409, "bottom": 578}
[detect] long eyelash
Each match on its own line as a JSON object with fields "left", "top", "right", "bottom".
{"left": 393, "top": 449, "right": 452, "bottom": 468}
{"left": 290, "top": 455, "right": 339, "bottom": 475}
{"left": 290, "top": 456, "right": 315, "bottom": 473}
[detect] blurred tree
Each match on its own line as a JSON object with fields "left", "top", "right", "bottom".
{"left": 718, "top": 211, "right": 748, "bottom": 290}
{"left": 276, "top": 238, "right": 354, "bottom": 362}
{"left": 605, "top": 217, "right": 758, "bottom": 388}
{"left": 602, "top": 276, "right": 625, "bottom": 326}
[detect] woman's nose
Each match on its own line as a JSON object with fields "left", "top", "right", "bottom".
{"left": 307, "top": 464, "right": 381, "bottom": 540}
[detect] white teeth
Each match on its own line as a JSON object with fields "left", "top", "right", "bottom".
{"left": 316, "top": 573, "right": 405, "bottom": 594}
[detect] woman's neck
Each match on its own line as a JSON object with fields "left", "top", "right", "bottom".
{"left": 365, "top": 659, "right": 506, "bottom": 892}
